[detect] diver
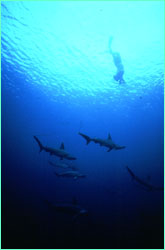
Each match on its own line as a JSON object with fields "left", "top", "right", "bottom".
{"left": 109, "top": 36, "right": 125, "bottom": 84}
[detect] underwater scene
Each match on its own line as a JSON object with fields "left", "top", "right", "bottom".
{"left": 1, "top": 1, "right": 164, "bottom": 249}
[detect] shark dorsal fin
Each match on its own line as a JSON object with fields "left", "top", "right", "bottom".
{"left": 60, "top": 142, "right": 65, "bottom": 150}
{"left": 108, "top": 133, "right": 112, "bottom": 140}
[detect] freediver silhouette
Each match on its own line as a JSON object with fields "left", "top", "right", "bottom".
{"left": 109, "top": 36, "right": 125, "bottom": 84}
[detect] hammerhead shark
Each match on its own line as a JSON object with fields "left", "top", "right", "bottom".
{"left": 48, "top": 161, "right": 78, "bottom": 170}
{"left": 126, "top": 166, "right": 164, "bottom": 191}
{"left": 54, "top": 170, "right": 86, "bottom": 180}
{"left": 79, "top": 132, "right": 125, "bottom": 152}
{"left": 45, "top": 198, "right": 88, "bottom": 221}
{"left": 33, "top": 136, "right": 76, "bottom": 160}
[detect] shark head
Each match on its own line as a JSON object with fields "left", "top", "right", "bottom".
{"left": 67, "top": 155, "right": 77, "bottom": 160}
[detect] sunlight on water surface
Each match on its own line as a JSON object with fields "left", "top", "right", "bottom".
{"left": 1, "top": 1, "right": 164, "bottom": 106}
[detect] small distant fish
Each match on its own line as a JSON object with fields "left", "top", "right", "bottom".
{"left": 54, "top": 170, "right": 86, "bottom": 180}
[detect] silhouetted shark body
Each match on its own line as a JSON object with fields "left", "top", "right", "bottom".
{"left": 79, "top": 132, "right": 125, "bottom": 152}
{"left": 48, "top": 161, "right": 77, "bottom": 170}
{"left": 45, "top": 199, "right": 88, "bottom": 221}
{"left": 55, "top": 170, "right": 86, "bottom": 180}
{"left": 34, "top": 136, "right": 76, "bottom": 160}
{"left": 126, "top": 166, "right": 164, "bottom": 191}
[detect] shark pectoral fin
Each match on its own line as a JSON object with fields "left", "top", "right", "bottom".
{"left": 107, "top": 148, "right": 111, "bottom": 152}
{"left": 74, "top": 176, "right": 78, "bottom": 180}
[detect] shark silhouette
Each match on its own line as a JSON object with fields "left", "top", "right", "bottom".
{"left": 48, "top": 160, "right": 78, "bottom": 170}
{"left": 79, "top": 132, "right": 125, "bottom": 152}
{"left": 126, "top": 166, "right": 164, "bottom": 191}
{"left": 55, "top": 170, "right": 86, "bottom": 180}
{"left": 45, "top": 198, "right": 88, "bottom": 222}
{"left": 34, "top": 136, "right": 76, "bottom": 160}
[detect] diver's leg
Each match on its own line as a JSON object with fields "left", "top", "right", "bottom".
{"left": 113, "top": 72, "right": 120, "bottom": 81}
{"left": 113, "top": 75, "right": 118, "bottom": 81}
{"left": 118, "top": 71, "right": 125, "bottom": 84}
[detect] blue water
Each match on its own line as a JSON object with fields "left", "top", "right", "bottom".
{"left": 2, "top": 1, "right": 164, "bottom": 249}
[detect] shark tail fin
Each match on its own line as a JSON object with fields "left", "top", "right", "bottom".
{"left": 34, "top": 136, "right": 44, "bottom": 152}
{"left": 78, "top": 132, "right": 91, "bottom": 145}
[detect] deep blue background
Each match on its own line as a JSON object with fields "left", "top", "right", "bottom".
{"left": 2, "top": 1, "right": 164, "bottom": 249}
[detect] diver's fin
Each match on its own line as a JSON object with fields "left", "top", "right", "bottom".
{"left": 33, "top": 136, "right": 44, "bottom": 152}
{"left": 78, "top": 132, "right": 91, "bottom": 145}
{"left": 60, "top": 142, "right": 65, "bottom": 150}
{"left": 107, "top": 133, "right": 112, "bottom": 140}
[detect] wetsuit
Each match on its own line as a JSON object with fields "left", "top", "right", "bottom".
{"left": 112, "top": 52, "right": 125, "bottom": 83}
{"left": 109, "top": 37, "right": 125, "bottom": 84}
